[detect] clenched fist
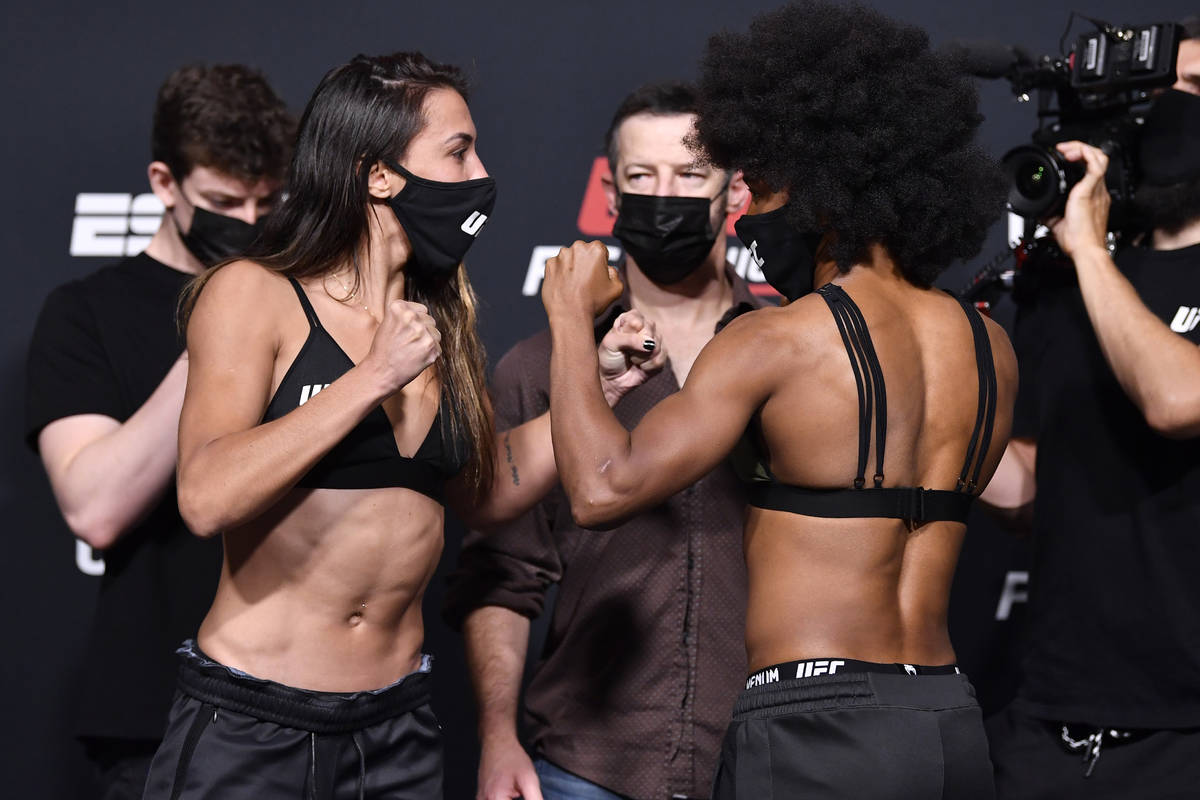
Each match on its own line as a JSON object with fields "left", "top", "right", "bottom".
{"left": 362, "top": 300, "right": 441, "bottom": 395}
{"left": 541, "top": 240, "right": 624, "bottom": 320}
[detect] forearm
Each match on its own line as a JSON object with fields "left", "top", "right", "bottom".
{"left": 464, "top": 606, "right": 531, "bottom": 743}
{"left": 1073, "top": 246, "right": 1200, "bottom": 436}
{"left": 978, "top": 438, "right": 1035, "bottom": 510}
{"left": 178, "top": 364, "right": 387, "bottom": 536}
{"left": 978, "top": 438, "right": 1036, "bottom": 535}
{"left": 46, "top": 357, "right": 187, "bottom": 549}
{"left": 463, "top": 413, "right": 557, "bottom": 529}
{"left": 548, "top": 311, "right": 635, "bottom": 523}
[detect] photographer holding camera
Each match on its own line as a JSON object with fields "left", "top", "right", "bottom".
{"left": 983, "top": 18, "right": 1200, "bottom": 798}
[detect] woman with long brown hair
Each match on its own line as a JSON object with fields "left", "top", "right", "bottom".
{"left": 141, "top": 52, "right": 650, "bottom": 799}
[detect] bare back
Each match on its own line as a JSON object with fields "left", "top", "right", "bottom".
{"left": 743, "top": 271, "right": 1016, "bottom": 671}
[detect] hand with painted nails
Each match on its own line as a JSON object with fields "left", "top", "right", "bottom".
{"left": 597, "top": 310, "right": 668, "bottom": 406}
{"left": 1049, "top": 140, "right": 1112, "bottom": 260}
{"left": 541, "top": 240, "right": 624, "bottom": 320}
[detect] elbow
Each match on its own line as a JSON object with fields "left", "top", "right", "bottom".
{"left": 1143, "top": 393, "right": 1200, "bottom": 440}
{"left": 568, "top": 489, "right": 626, "bottom": 531}
{"left": 63, "top": 507, "right": 123, "bottom": 551}
{"left": 176, "top": 479, "right": 225, "bottom": 539}
{"left": 977, "top": 498, "right": 1035, "bottom": 537}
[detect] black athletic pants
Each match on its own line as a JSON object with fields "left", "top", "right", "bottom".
{"left": 712, "top": 663, "right": 994, "bottom": 799}
{"left": 988, "top": 701, "right": 1200, "bottom": 800}
{"left": 142, "top": 643, "right": 442, "bottom": 800}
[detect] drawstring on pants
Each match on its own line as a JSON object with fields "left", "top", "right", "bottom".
{"left": 309, "top": 733, "right": 317, "bottom": 800}
{"left": 306, "top": 730, "right": 366, "bottom": 800}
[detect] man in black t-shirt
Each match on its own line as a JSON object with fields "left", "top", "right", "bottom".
{"left": 983, "top": 25, "right": 1200, "bottom": 799}
{"left": 24, "top": 65, "right": 294, "bottom": 800}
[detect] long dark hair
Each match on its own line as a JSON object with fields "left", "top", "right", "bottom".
{"left": 183, "top": 52, "right": 495, "bottom": 498}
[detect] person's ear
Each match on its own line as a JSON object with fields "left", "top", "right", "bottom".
{"left": 367, "top": 160, "right": 402, "bottom": 200}
{"left": 725, "top": 170, "right": 750, "bottom": 215}
{"left": 601, "top": 166, "right": 618, "bottom": 217}
{"left": 148, "top": 161, "right": 181, "bottom": 210}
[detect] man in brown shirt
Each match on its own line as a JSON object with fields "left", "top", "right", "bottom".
{"left": 444, "top": 82, "right": 762, "bottom": 800}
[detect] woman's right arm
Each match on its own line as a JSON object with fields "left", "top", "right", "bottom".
{"left": 177, "top": 262, "right": 440, "bottom": 537}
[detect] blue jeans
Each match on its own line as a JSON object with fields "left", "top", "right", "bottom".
{"left": 534, "top": 758, "right": 628, "bottom": 800}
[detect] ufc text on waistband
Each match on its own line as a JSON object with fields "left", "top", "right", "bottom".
{"left": 746, "top": 658, "right": 961, "bottom": 689}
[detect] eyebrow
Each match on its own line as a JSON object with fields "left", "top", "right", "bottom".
{"left": 623, "top": 162, "right": 712, "bottom": 172}
{"left": 445, "top": 132, "right": 474, "bottom": 147}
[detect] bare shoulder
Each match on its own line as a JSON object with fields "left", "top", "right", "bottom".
{"left": 196, "top": 259, "right": 288, "bottom": 306}
{"left": 717, "top": 294, "right": 830, "bottom": 352}
{"left": 692, "top": 296, "right": 830, "bottom": 392}
{"left": 189, "top": 260, "right": 291, "bottom": 340}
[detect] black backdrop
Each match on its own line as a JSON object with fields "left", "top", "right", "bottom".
{"left": 3, "top": 1, "right": 1191, "bottom": 798}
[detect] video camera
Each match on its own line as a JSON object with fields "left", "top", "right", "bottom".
{"left": 950, "top": 16, "right": 1182, "bottom": 303}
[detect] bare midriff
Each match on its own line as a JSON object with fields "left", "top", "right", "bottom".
{"left": 198, "top": 484, "right": 443, "bottom": 692}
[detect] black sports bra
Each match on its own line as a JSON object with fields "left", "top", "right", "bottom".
{"left": 260, "top": 278, "right": 469, "bottom": 503}
{"left": 743, "top": 283, "right": 998, "bottom": 524}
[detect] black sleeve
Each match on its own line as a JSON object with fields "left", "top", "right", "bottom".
{"left": 1010, "top": 295, "right": 1049, "bottom": 441}
{"left": 442, "top": 336, "right": 565, "bottom": 630}
{"left": 25, "top": 283, "right": 124, "bottom": 451}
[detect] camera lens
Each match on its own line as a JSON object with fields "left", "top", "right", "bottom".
{"left": 1002, "top": 145, "right": 1069, "bottom": 219}
{"left": 1016, "top": 163, "right": 1053, "bottom": 201}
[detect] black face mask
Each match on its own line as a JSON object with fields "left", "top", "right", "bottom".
{"left": 1138, "top": 89, "right": 1200, "bottom": 186}
{"left": 178, "top": 205, "right": 264, "bottom": 267}
{"left": 612, "top": 192, "right": 719, "bottom": 284}
{"left": 734, "top": 206, "right": 822, "bottom": 302}
{"left": 385, "top": 160, "right": 497, "bottom": 279}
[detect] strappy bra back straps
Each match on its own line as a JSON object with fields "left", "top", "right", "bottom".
{"left": 745, "top": 284, "right": 998, "bottom": 524}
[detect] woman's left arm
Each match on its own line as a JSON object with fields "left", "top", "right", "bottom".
{"left": 540, "top": 241, "right": 781, "bottom": 529}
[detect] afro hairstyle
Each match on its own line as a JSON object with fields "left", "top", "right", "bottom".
{"left": 692, "top": 0, "right": 1005, "bottom": 286}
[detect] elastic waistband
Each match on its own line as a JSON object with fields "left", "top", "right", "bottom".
{"left": 174, "top": 640, "right": 432, "bottom": 734}
{"left": 746, "top": 657, "right": 960, "bottom": 690}
{"left": 734, "top": 663, "right": 975, "bottom": 721}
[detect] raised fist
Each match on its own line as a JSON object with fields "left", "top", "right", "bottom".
{"left": 541, "top": 240, "right": 624, "bottom": 319}
{"left": 364, "top": 300, "right": 441, "bottom": 394}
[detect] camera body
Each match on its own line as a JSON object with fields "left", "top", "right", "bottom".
{"left": 1000, "top": 20, "right": 1181, "bottom": 224}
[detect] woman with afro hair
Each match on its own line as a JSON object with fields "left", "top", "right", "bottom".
{"left": 539, "top": 1, "right": 1017, "bottom": 796}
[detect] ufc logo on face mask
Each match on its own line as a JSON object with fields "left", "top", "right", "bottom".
{"left": 461, "top": 211, "right": 488, "bottom": 236}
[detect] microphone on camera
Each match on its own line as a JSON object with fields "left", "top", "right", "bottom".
{"left": 940, "top": 39, "right": 1033, "bottom": 79}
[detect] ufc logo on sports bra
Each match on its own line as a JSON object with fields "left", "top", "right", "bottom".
{"left": 299, "top": 384, "right": 331, "bottom": 406}
{"left": 461, "top": 211, "right": 488, "bottom": 236}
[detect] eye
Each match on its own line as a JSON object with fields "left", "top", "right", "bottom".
{"left": 451, "top": 148, "right": 468, "bottom": 161}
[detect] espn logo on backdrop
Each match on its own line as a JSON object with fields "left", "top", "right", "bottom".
{"left": 522, "top": 157, "right": 778, "bottom": 298}
{"left": 71, "top": 193, "right": 165, "bottom": 257}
